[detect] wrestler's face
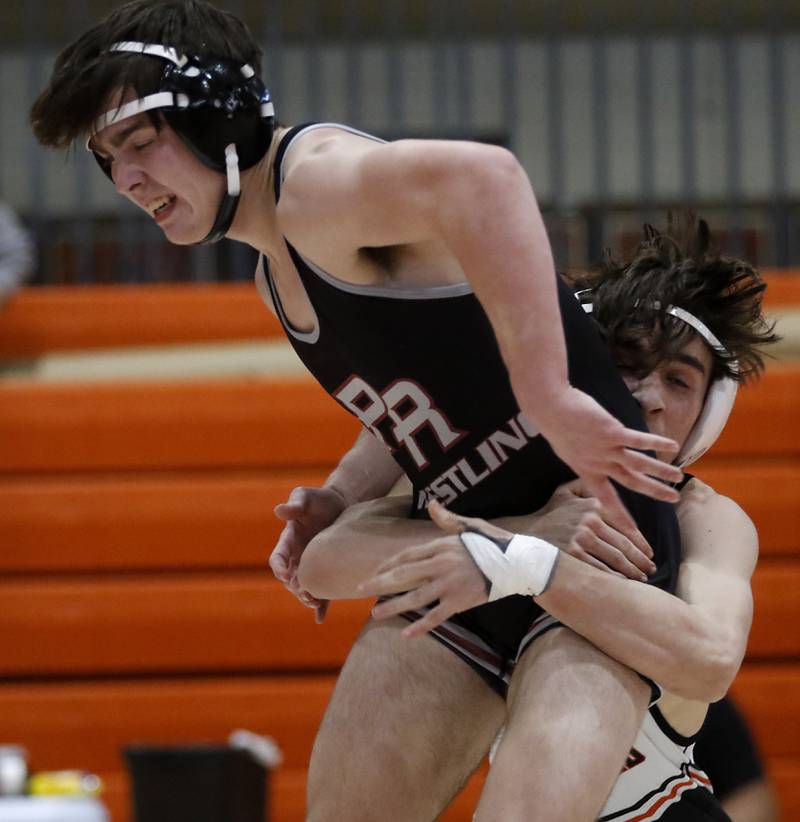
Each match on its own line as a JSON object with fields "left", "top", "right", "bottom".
{"left": 620, "top": 335, "right": 714, "bottom": 462}
{"left": 88, "top": 93, "right": 225, "bottom": 245}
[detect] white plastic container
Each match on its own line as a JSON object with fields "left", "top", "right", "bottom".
{"left": 0, "top": 746, "right": 28, "bottom": 796}
{"left": 0, "top": 797, "right": 109, "bottom": 821}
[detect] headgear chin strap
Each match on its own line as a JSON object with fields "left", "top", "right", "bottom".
{"left": 87, "top": 41, "right": 275, "bottom": 244}
{"left": 576, "top": 291, "right": 738, "bottom": 467}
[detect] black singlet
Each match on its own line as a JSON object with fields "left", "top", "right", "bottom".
{"left": 266, "top": 123, "right": 681, "bottom": 658}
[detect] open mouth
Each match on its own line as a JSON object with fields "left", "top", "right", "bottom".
{"left": 147, "top": 194, "right": 176, "bottom": 221}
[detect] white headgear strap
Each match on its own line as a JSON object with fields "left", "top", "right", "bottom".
{"left": 576, "top": 291, "right": 738, "bottom": 467}
{"left": 86, "top": 42, "right": 189, "bottom": 139}
{"left": 89, "top": 91, "right": 188, "bottom": 138}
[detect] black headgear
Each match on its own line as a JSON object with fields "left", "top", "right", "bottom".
{"left": 87, "top": 42, "right": 275, "bottom": 243}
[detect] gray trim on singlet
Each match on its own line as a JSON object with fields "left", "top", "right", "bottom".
{"left": 261, "top": 254, "right": 320, "bottom": 344}
{"left": 297, "top": 251, "right": 474, "bottom": 300}
{"left": 277, "top": 122, "right": 475, "bottom": 303}
{"left": 279, "top": 122, "right": 387, "bottom": 181}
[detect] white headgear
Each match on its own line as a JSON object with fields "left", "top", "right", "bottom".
{"left": 576, "top": 292, "right": 738, "bottom": 467}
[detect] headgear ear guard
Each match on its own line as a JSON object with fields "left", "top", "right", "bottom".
{"left": 576, "top": 291, "right": 739, "bottom": 468}
{"left": 87, "top": 41, "right": 275, "bottom": 244}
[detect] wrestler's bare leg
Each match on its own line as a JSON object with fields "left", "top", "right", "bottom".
{"left": 307, "top": 616, "right": 504, "bottom": 822}
{"left": 475, "top": 627, "right": 649, "bottom": 822}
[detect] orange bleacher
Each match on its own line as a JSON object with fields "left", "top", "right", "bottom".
{"left": 0, "top": 279, "right": 798, "bottom": 821}
{"left": 0, "top": 268, "right": 793, "bottom": 358}
{"left": 0, "top": 282, "right": 283, "bottom": 356}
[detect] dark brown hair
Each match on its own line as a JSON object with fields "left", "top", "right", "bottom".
{"left": 31, "top": 0, "right": 262, "bottom": 148}
{"left": 569, "top": 214, "right": 780, "bottom": 383}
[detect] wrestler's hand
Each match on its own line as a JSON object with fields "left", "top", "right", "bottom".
{"left": 361, "top": 501, "right": 508, "bottom": 638}
{"left": 270, "top": 486, "right": 348, "bottom": 623}
{"left": 530, "top": 386, "right": 682, "bottom": 531}
{"left": 535, "top": 482, "right": 656, "bottom": 581}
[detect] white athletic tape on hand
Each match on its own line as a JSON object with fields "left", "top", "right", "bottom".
{"left": 459, "top": 530, "right": 559, "bottom": 601}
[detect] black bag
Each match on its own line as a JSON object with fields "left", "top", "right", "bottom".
{"left": 124, "top": 744, "right": 268, "bottom": 822}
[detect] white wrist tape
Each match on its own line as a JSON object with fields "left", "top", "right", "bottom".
{"left": 459, "top": 529, "right": 559, "bottom": 601}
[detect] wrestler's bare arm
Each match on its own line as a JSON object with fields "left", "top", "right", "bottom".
{"left": 297, "top": 495, "right": 422, "bottom": 600}
{"left": 278, "top": 136, "right": 569, "bottom": 396}
{"left": 277, "top": 134, "right": 682, "bottom": 519}
{"left": 533, "top": 481, "right": 756, "bottom": 702}
{"left": 297, "top": 482, "right": 652, "bottom": 599}
{"left": 321, "top": 431, "right": 405, "bottom": 510}
{"left": 269, "top": 430, "right": 404, "bottom": 615}
{"left": 313, "top": 479, "right": 756, "bottom": 703}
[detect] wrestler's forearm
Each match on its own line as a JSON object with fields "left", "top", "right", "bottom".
{"left": 323, "top": 429, "right": 405, "bottom": 508}
{"left": 535, "top": 554, "right": 742, "bottom": 702}
{"left": 297, "top": 501, "right": 547, "bottom": 601}
{"left": 303, "top": 496, "right": 742, "bottom": 701}
{"left": 298, "top": 495, "right": 428, "bottom": 599}
{"left": 300, "top": 487, "right": 725, "bottom": 699}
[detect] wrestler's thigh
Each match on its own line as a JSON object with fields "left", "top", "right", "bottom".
{"left": 476, "top": 626, "right": 649, "bottom": 822}
{"left": 307, "top": 616, "right": 505, "bottom": 822}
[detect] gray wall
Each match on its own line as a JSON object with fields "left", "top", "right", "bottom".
{"left": 6, "top": 33, "right": 798, "bottom": 217}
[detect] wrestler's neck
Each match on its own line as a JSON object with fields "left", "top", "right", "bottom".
{"left": 225, "top": 126, "right": 291, "bottom": 254}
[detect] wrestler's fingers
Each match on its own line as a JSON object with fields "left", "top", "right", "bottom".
{"left": 613, "top": 465, "right": 681, "bottom": 504}
{"left": 268, "top": 551, "right": 290, "bottom": 581}
{"left": 427, "top": 499, "right": 468, "bottom": 534}
{"left": 574, "top": 527, "right": 647, "bottom": 581}
{"left": 563, "top": 479, "right": 593, "bottom": 498}
{"left": 585, "top": 514, "right": 655, "bottom": 575}
{"left": 604, "top": 514, "right": 653, "bottom": 559}
{"left": 371, "top": 584, "right": 439, "bottom": 620}
{"left": 593, "top": 506, "right": 653, "bottom": 559}
{"left": 315, "top": 600, "right": 329, "bottom": 624}
{"left": 299, "top": 590, "right": 325, "bottom": 610}
{"left": 402, "top": 603, "right": 454, "bottom": 639}
{"left": 370, "top": 543, "right": 438, "bottom": 576}
{"left": 290, "top": 589, "right": 317, "bottom": 611}
{"left": 583, "top": 477, "right": 637, "bottom": 534}
{"left": 296, "top": 585, "right": 324, "bottom": 605}
{"left": 287, "top": 574, "right": 319, "bottom": 611}
{"left": 269, "top": 525, "right": 298, "bottom": 581}
{"left": 567, "top": 541, "right": 626, "bottom": 578}
{"left": 619, "top": 429, "right": 679, "bottom": 455}
{"left": 428, "top": 500, "right": 511, "bottom": 541}
{"left": 273, "top": 487, "right": 308, "bottom": 520}
{"left": 273, "top": 502, "right": 302, "bottom": 521}
{"left": 359, "top": 559, "right": 437, "bottom": 597}
{"left": 620, "top": 448, "right": 683, "bottom": 484}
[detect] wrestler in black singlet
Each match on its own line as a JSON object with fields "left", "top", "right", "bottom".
{"left": 266, "top": 123, "right": 681, "bottom": 676}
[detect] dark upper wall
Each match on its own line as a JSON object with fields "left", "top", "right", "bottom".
{"left": 5, "top": 0, "right": 800, "bottom": 48}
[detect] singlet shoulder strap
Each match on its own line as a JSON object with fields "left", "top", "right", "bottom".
{"left": 273, "top": 123, "right": 316, "bottom": 203}
{"left": 676, "top": 472, "right": 695, "bottom": 492}
{"left": 273, "top": 122, "right": 388, "bottom": 204}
